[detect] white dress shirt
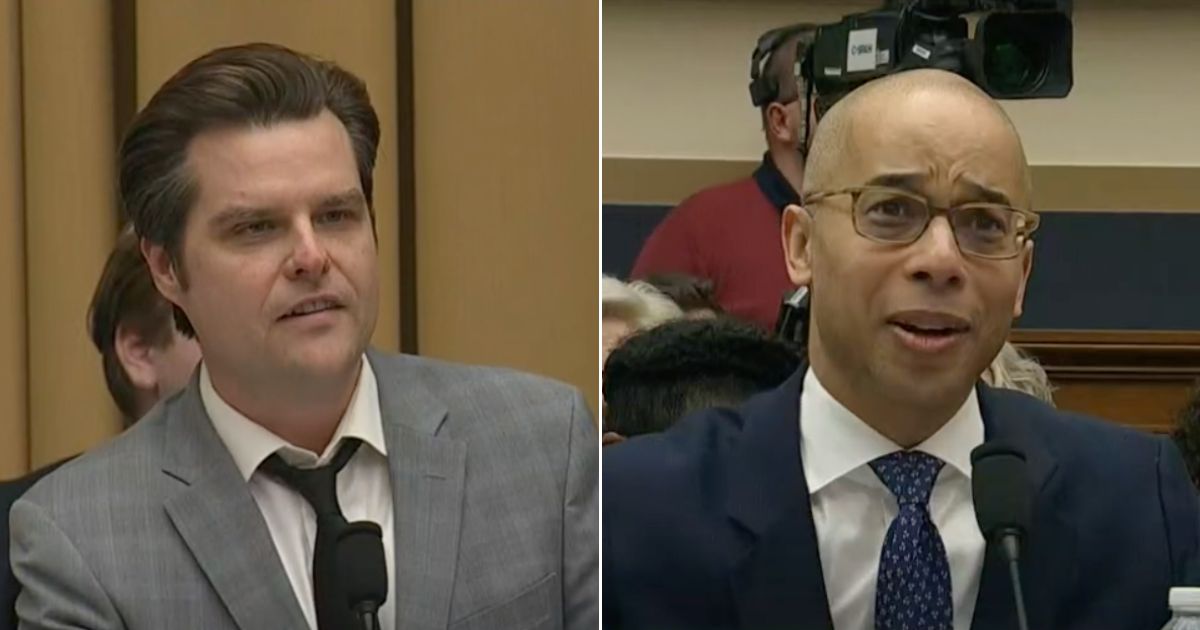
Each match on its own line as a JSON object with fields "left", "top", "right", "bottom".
{"left": 800, "top": 368, "right": 985, "bottom": 630}
{"left": 202, "top": 357, "right": 395, "bottom": 630}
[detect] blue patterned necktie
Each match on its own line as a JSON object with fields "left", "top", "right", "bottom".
{"left": 870, "top": 450, "right": 954, "bottom": 630}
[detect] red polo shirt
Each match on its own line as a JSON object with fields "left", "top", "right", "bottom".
{"left": 631, "top": 155, "right": 799, "bottom": 330}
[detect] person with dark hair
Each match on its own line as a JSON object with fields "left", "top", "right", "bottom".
{"left": 1172, "top": 385, "right": 1200, "bottom": 490}
{"left": 630, "top": 26, "right": 816, "bottom": 330}
{"left": 0, "top": 227, "right": 201, "bottom": 630}
{"left": 602, "top": 317, "right": 800, "bottom": 442}
{"left": 11, "top": 43, "right": 596, "bottom": 630}
{"left": 638, "top": 273, "right": 723, "bottom": 319}
{"left": 605, "top": 69, "right": 1200, "bottom": 629}
{"left": 87, "top": 226, "right": 202, "bottom": 425}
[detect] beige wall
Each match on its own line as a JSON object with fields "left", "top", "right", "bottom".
{"left": 0, "top": 0, "right": 28, "bottom": 477}
{"left": 413, "top": 1, "right": 600, "bottom": 409}
{"left": 137, "top": 0, "right": 402, "bottom": 352}
{"left": 20, "top": 0, "right": 122, "bottom": 468}
{"left": 603, "top": 0, "right": 1200, "bottom": 167}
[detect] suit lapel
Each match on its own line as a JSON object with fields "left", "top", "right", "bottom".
{"left": 726, "top": 364, "right": 834, "bottom": 630}
{"left": 371, "top": 352, "right": 466, "bottom": 630}
{"left": 970, "top": 386, "right": 1075, "bottom": 630}
{"left": 160, "top": 383, "right": 307, "bottom": 630}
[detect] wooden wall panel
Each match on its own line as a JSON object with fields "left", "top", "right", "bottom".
{"left": 413, "top": 1, "right": 600, "bottom": 409}
{"left": 1013, "top": 330, "right": 1200, "bottom": 434}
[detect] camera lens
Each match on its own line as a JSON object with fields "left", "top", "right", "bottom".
{"left": 984, "top": 34, "right": 1048, "bottom": 95}
{"left": 978, "top": 10, "right": 1071, "bottom": 98}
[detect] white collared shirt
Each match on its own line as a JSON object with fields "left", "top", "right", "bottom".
{"left": 202, "top": 357, "right": 395, "bottom": 630}
{"left": 800, "top": 368, "right": 985, "bottom": 630}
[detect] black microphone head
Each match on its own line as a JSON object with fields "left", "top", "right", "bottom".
{"left": 970, "top": 442, "right": 1032, "bottom": 542}
{"left": 336, "top": 521, "right": 388, "bottom": 609}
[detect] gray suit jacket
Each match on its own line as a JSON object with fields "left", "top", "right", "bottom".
{"left": 9, "top": 351, "right": 598, "bottom": 630}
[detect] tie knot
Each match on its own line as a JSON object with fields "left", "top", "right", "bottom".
{"left": 260, "top": 438, "right": 362, "bottom": 518}
{"left": 869, "top": 450, "right": 944, "bottom": 507}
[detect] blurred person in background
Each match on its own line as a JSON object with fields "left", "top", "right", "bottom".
{"left": 89, "top": 226, "right": 203, "bottom": 425}
{"left": 601, "top": 275, "right": 682, "bottom": 362}
{"left": 981, "top": 342, "right": 1055, "bottom": 406}
{"left": 1, "top": 226, "right": 200, "bottom": 630}
{"left": 602, "top": 317, "right": 800, "bottom": 444}
{"left": 1172, "top": 385, "right": 1200, "bottom": 490}
{"left": 630, "top": 25, "right": 818, "bottom": 330}
{"left": 638, "top": 273, "right": 722, "bottom": 320}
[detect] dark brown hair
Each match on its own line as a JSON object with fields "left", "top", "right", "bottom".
{"left": 640, "top": 273, "right": 722, "bottom": 315}
{"left": 88, "top": 227, "right": 178, "bottom": 422}
{"left": 761, "top": 26, "right": 817, "bottom": 109}
{"left": 602, "top": 317, "right": 801, "bottom": 437}
{"left": 118, "top": 42, "right": 381, "bottom": 336}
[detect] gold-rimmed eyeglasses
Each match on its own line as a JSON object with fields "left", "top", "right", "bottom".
{"left": 803, "top": 185, "right": 1040, "bottom": 260}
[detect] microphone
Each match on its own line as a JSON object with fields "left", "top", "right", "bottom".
{"left": 971, "top": 442, "right": 1032, "bottom": 630}
{"left": 774, "top": 286, "right": 810, "bottom": 343}
{"left": 336, "top": 521, "right": 389, "bottom": 630}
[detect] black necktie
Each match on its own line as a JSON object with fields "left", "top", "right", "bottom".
{"left": 261, "top": 438, "right": 362, "bottom": 630}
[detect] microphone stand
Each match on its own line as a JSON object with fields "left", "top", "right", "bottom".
{"left": 971, "top": 443, "right": 1032, "bottom": 630}
{"left": 355, "top": 604, "right": 381, "bottom": 630}
{"left": 1000, "top": 531, "right": 1030, "bottom": 630}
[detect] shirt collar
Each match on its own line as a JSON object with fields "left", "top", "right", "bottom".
{"left": 201, "top": 355, "right": 387, "bottom": 480}
{"left": 752, "top": 152, "right": 802, "bottom": 211}
{"left": 799, "top": 367, "right": 983, "bottom": 494}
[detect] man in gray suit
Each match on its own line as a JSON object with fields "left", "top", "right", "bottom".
{"left": 9, "top": 43, "right": 597, "bottom": 630}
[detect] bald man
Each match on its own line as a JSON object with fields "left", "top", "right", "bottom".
{"left": 603, "top": 70, "right": 1200, "bottom": 630}
{"left": 629, "top": 27, "right": 815, "bottom": 329}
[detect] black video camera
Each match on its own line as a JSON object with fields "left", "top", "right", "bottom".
{"left": 803, "top": 0, "right": 1072, "bottom": 109}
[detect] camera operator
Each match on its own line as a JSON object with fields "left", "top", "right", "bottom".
{"left": 629, "top": 25, "right": 817, "bottom": 331}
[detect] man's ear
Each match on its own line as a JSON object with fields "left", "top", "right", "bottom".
{"left": 765, "top": 101, "right": 795, "bottom": 145}
{"left": 141, "top": 239, "right": 184, "bottom": 304}
{"left": 781, "top": 204, "right": 815, "bottom": 287}
{"left": 1012, "top": 240, "right": 1034, "bottom": 319}
{"left": 114, "top": 324, "right": 158, "bottom": 392}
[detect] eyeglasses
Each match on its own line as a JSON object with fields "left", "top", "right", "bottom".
{"left": 802, "top": 185, "right": 1040, "bottom": 260}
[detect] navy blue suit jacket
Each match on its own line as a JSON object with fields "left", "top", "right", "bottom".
{"left": 603, "top": 367, "right": 1200, "bottom": 629}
